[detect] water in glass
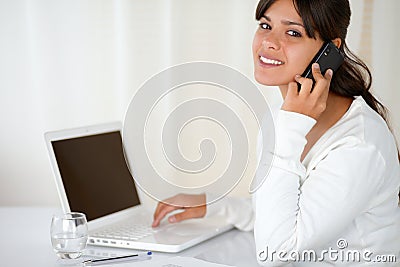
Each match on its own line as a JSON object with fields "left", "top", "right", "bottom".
{"left": 50, "top": 212, "right": 88, "bottom": 259}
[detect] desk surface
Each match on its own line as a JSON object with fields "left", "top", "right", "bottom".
{"left": 0, "top": 207, "right": 259, "bottom": 267}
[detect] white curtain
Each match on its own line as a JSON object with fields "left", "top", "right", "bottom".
{"left": 0, "top": 0, "right": 398, "bottom": 206}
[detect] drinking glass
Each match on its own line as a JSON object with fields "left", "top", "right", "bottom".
{"left": 50, "top": 212, "right": 88, "bottom": 259}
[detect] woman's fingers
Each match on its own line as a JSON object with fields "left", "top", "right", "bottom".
{"left": 287, "top": 81, "right": 299, "bottom": 98}
{"left": 152, "top": 193, "right": 207, "bottom": 227}
{"left": 312, "top": 63, "right": 333, "bottom": 95}
{"left": 153, "top": 202, "right": 164, "bottom": 221}
{"left": 152, "top": 203, "right": 179, "bottom": 227}
{"left": 282, "top": 63, "right": 333, "bottom": 120}
{"left": 295, "top": 74, "right": 313, "bottom": 94}
{"left": 168, "top": 207, "right": 204, "bottom": 223}
{"left": 311, "top": 63, "right": 324, "bottom": 80}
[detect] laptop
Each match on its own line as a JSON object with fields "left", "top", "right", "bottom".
{"left": 44, "top": 122, "right": 233, "bottom": 253}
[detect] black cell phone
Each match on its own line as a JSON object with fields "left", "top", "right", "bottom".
{"left": 298, "top": 41, "right": 344, "bottom": 91}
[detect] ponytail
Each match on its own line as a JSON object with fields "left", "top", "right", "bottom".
{"left": 332, "top": 42, "right": 398, "bottom": 151}
{"left": 331, "top": 43, "right": 388, "bottom": 122}
{"left": 331, "top": 42, "right": 400, "bottom": 201}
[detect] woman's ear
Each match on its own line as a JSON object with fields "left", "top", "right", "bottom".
{"left": 332, "top": 38, "right": 342, "bottom": 48}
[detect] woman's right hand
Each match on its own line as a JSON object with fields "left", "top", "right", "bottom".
{"left": 152, "top": 193, "right": 207, "bottom": 228}
{"left": 282, "top": 63, "right": 333, "bottom": 120}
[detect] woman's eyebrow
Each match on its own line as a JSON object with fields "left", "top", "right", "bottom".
{"left": 262, "top": 15, "right": 304, "bottom": 28}
{"left": 261, "top": 15, "right": 271, "bottom": 21}
{"left": 281, "top": 19, "right": 305, "bottom": 28}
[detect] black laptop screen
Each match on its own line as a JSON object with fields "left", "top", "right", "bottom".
{"left": 52, "top": 131, "right": 140, "bottom": 221}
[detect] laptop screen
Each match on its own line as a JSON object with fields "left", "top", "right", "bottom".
{"left": 51, "top": 131, "right": 140, "bottom": 221}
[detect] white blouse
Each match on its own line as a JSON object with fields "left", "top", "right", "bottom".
{"left": 206, "top": 96, "right": 400, "bottom": 266}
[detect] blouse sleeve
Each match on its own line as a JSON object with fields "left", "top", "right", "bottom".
{"left": 205, "top": 192, "right": 255, "bottom": 232}
{"left": 254, "top": 110, "right": 386, "bottom": 266}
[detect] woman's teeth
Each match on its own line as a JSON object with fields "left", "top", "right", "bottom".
{"left": 260, "top": 56, "right": 283, "bottom": 65}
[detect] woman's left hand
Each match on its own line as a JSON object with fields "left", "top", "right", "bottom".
{"left": 281, "top": 63, "right": 333, "bottom": 120}
{"left": 152, "top": 193, "right": 206, "bottom": 228}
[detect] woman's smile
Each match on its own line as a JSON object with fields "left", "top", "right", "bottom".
{"left": 259, "top": 55, "right": 285, "bottom": 66}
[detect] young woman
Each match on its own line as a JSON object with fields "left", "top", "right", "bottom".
{"left": 152, "top": 0, "right": 400, "bottom": 265}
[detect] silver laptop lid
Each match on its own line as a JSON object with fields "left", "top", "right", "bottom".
{"left": 45, "top": 122, "right": 140, "bottom": 222}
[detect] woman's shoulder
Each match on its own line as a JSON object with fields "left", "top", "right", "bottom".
{"left": 333, "top": 96, "right": 398, "bottom": 162}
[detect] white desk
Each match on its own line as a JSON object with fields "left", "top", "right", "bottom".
{"left": 0, "top": 207, "right": 259, "bottom": 267}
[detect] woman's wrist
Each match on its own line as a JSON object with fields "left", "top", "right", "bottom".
{"left": 274, "top": 110, "right": 316, "bottom": 159}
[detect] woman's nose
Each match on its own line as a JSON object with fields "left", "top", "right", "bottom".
{"left": 262, "top": 33, "right": 280, "bottom": 50}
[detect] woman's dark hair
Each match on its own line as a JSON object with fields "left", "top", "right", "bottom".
{"left": 256, "top": 0, "right": 400, "bottom": 198}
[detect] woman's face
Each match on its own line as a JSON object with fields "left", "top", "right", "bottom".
{"left": 252, "top": 0, "right": 324, "bottom": 87}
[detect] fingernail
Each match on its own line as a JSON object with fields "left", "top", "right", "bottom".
{"left": 313, "top": 63, "right": 319, "bottom": 69}
{"left": 327, "top": 69, "right": 333, "bottom": 77}
{"left": 168, "top": 216, "right": 176, "bottom": 223}
{"left": 295, "top": 74, "right": 301, "bottom": 80}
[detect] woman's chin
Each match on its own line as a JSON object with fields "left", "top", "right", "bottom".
{"left": 254, "top": 74, "right": 278, "bottom": 87}
{"left": 254, "top": 72, "right": 291, "bottom": 87}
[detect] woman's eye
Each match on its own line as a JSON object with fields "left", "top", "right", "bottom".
{"left": 259, "top": 22, "right": 271, "bottom": 30}
{"left": 287, "top": 30, "right": 302, "bottom": 37}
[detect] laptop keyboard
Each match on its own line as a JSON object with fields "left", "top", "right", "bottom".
{"left": 91, "top": 221, "right": 155, "bottom": 240}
